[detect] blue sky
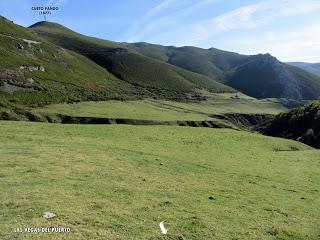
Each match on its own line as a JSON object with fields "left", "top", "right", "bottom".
{"left": 1, "top": 0, "right": 320, "bottom": 62}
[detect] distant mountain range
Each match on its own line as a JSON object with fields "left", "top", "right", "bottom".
{"left": 287, "top": 62, "right": 320, "bottom": 77}
{"left": 1, "top": 15, "right": 320, "bottom": 110}
{"left": 28, "top": 21, "right": 234, "bottom": 96}
{"left": 127, "top": 43, "right": 320, "bottom": 100}
{"left": 29, "top": 21, "right": 320, "bottom": 101}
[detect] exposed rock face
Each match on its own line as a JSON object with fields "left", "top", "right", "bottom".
{"left": 0, "top": 66, "right": 42, "bottom": 90}
{"left": 0, "top": 69, "right": 25, "bottom": 82}
{"left": 261, "top": 54, "right": 301, "bottom": 100}
{"left": 251, "top": 54, "right": 302, "bottom": 100}
{"left": 19, "top": 65, "right": 45, "bottom": 72}
{"left": 26, "top": 78, "right": 34, "bottom": 85}
{"left": 17, "top": 44, "right": 24, "bottom": 50}
{"left": 43, "top": 212, "right": 56, "bottom": 219}
{"left": 0, "top": 82, "right": 34, "bottom": 93}
{"left": 225, "top": 53, "right": 317, "bottom": 100}
{"left": 23, "top": 39, "right": 42, "bottom": 47}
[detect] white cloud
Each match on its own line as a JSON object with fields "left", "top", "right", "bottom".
{"left": 137, "top": 0, "right": 320, "bottom": 61}
{"left": 46, "top": 0, "right": 68, "bottom": 7}
{"left": 125, "top": 0, "right": 179, "bottom": 42}
{"left": 213, "top": 0, "right": 320, "bottom": 31}
{"left": 207, "top": 0, "right": 320, "bottom": 62}
{"left": 212, "top": 2, "right": 269, "bottom": 31}
{"left": 126, "top": 0, "right": 217, "bottom": 42}
{"left": 198, "top": 0, "right": 320, "bottom": 44}
{"left": 128, "top": 0, "right": 320, "bottom": 62}
{"left": 145, "top": 0, "right": 177, "bottom": 18}
{"left": 223, "top": 24, "right": 320, "bottom": 62}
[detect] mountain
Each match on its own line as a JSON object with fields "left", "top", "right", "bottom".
{"left": 1, "top": 16, "right": 320, "bottom": 110}
{"left": 0, "top": 16, "right": 152, "bottom": 111}
{"left": 0, "top": 15, "right": 237, "bottom": 120}
{"left": 28, "top": 21, "right": 233, "bottom": 97}
{"left": 287, "top": 62, "right": 320, "bottom": 77}
{"left": 259, "top": 101, "right": 320, "bottom": 148}
{"left": 225, "top": 54, "right": 320, "bottom": 100}
{"left": 128, "top": 43, "right": 320, "bottom": 100}
{"left": 127, "top": 43, "right": 248, "bottom": 81}
{"left": 29, "top": 21, "right": 320, "bottom": 101}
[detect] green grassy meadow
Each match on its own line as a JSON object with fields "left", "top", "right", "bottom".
{"left": 0, "top": 121, "right": 319, "bottom": 239}
{"left": 33, "top": 94, "right": 287, "bottom": 121}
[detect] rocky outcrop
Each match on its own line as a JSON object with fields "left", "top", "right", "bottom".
{"left": 225, "top": 53, "right": 320, "bottom": 100}
{"left": 248, "top": 54, "right": 302, "bottom": 100}
{"left": 0, "top": 65, "right": 43, "bottom": 91}
{"left": 23, "top": 39, "right": 42, "bottom": 47}
{"left": 19, "top": 65, "right": 45, "bottom": 72}
{"left": 0, "top": 82, "right": 33, "bottom": 93}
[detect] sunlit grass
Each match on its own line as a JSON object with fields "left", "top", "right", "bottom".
{"left": 0, "top": 121, "right": 319, "bottom": 239}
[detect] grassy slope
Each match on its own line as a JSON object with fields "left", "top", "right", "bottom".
{"left": 33, "top": 94, "right": 288, "bottom": 121}
{"left": 0, "top": 17, "right": 145, "bottom": 108}
{"left": 129, "top": 43, "right": 247, "bottom": 81}
{"left": 34, "top": 100, "right": 213, "bottom": 121}
{"left": 29, "top": 22, "right": 234, "bottom": 95}
{"left": 0, "top": 121, "right": 319, "bottom": 240}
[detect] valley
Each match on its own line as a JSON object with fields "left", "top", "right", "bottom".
{"left": 0, "top": 14, "right": 320, "bottom": 240}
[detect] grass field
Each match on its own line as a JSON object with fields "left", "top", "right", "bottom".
{"left": 33, "top": 94, "right": 287, "bottom": 121}
{"left": 0, "top": 121, "right": 319, "bottom": 239}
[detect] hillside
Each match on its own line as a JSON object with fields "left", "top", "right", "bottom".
{"left": 29, "top": 21, "right": 320, "bottom": 101}
{"left": 29, "top": 21, "right": 233, "bottom": 96}
{"left": 0, "top": 16, "right": 150, "bottom": 110}
{"left": 1, "top": 15, "right": 320, "bottom": 240}
{"left": 1, "top": 121, "right": 319, "bottom": 239}
{"left": 28, "top": 94, "right": 287, "bottom": 130}
{"left": 288, "top": 62, "right": 320, "bottom": 77}
{"left": 225, "top": 54, "right": 320, "bottom": 100}
{"left": 128, "top": 43, "right": 248, "bottom": 81}
{"left": 2, "top": 15, "right": 320, "bottom": 113}
{"left": 128, "top": 43, "right": 320, "bottom": 100}
{"left": 259, "top": 101, "right": 320, "bottom": 148}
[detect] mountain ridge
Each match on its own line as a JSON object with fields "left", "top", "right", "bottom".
{"left": 1, "top": 16, "right": 320, "bottom": 108}
{"left": 287, "top": 62, "right": 320, "bottom": 77}
{"left": 0, "top": 16, "right": 148, "bottom": 108}
{"left": 29, "top": 21, "right": 234, "bottom": 95}
{"left": 126, "top": 42, "right": 320, "bottom": 100}
{"left": 27, "top": 20, "right": 320, "bottom": 101}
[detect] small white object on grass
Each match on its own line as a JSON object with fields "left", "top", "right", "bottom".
{"left": 159, "top": 221, "right": 167, "bottom": 235}
{"left": 43, "top": 212, "right": 56, "bottom": 219}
